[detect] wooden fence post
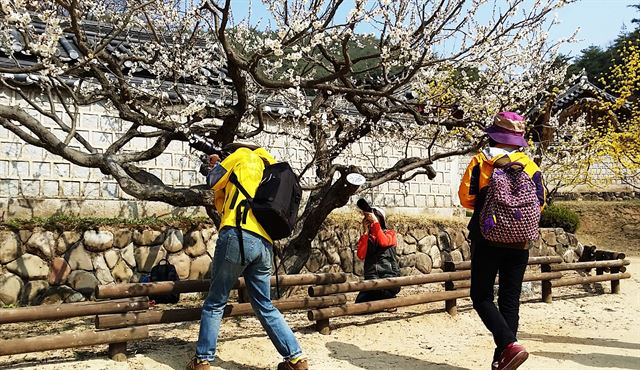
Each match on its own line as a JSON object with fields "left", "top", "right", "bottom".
{"left": 108, "top": 342, "right": 128, "bottom": 361}
{"left": 610, "top": 266, "right": 621, "bottom": 294}
{"left": 315, "top": 318, "right": 331, "bottom": 335}
{"left": 443, "top": 262, "right": 458, "bottom": 316}
{"left": 541, "top": 263, "right": 552, "bottom": 303}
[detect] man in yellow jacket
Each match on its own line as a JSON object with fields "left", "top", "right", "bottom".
{"left": 458, "top": 112, "right": 545, "bottom": 370}
{"left": 187, "top": 143, "right": 307, "bottom": 370}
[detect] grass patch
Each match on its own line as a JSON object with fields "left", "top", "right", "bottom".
{"left": 1, "top": 214, "right": 213, "bottom": 231}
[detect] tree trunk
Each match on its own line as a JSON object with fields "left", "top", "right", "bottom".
{"left": 280, "top": 171, "right": 361, "bottom": 274}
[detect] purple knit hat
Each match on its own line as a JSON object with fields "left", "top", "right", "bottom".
{"left": 485, "top": 112, "right": 528, "bottom": 147}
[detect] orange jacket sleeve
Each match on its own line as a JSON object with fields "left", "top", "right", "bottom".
{"left": 458, "top": 155, "right": 481, "bottom": 210}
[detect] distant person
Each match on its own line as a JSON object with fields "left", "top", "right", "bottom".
{"left": 355, "top": 200, "right": 401, "bottom": 303}
{"left": 186, "top": 142, "right": 307, "bottom": 370}
{"left": 458, "top": 112, "right": 546, "bottom": 370}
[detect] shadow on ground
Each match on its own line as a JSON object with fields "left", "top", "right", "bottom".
{"left": 326, "top": 341, "right": 469, "bottom": 370}
{"left": 520, "top": 332, "right": 640, "bottom": 351}
{"left": 531, "top": 351, "right": 640, "bottom": 370}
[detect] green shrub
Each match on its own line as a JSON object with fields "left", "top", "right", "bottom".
{"left": 539, "top": 204, "right": 580, "bottom": 233}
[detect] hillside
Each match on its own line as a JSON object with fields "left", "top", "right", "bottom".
{"left": 558, "top": 201, "right": 640, "bottom": 256}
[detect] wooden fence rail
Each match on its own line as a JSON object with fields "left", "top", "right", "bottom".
{"left": 308, "top": 271, "right": 471, "bottom": 297}
{"left": 0, "top": 327, "right": 149, "bottom": 356}
{"left": 0, "top": 297, "right": 149, "bottom": 324}
{"left": 96, "top": 295, "right": 347, "bottom": 329}
{"left": 96, "top": 273, "right": 347, "bottom": 299}
{"left": 308, "top": 290, "right": 470, "bottom": 321}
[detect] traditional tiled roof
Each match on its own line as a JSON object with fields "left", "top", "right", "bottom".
{"left": 0, "top": 17, "right": 231, "bottom": 84}
{"left": 527, "top": 72, "right": 631, "bottom": 118}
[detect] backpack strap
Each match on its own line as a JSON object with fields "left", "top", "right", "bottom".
{"left": 230, "top": 172, "right": 252, "bottom": 266}
{"left": 497, "top": 161, "right": 525, "bottom": 172}
{"left": 229, "top": 171, "right": 282, "bottom": 298}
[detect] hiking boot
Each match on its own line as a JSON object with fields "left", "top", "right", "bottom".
{"left": 185, "top": 357, "right": 211, "bottom": 370}
{"left": 277, "top": 358, "right": 309, "bottom": 370}
{"left": 496, "top": 342, "right": 528, "bottom": 370}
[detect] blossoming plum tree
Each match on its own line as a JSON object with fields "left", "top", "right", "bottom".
{"left": 0, "top": 0, "right": 570, "bottom": 273}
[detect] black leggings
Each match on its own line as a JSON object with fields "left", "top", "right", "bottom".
{"left": 470, "top": 242, "right": 529, "bottom": 361}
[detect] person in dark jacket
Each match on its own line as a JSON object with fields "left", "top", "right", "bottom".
{"left": 458, "top": 112, "right": 546, "bottom": 370}
{"left": 355, "top": 206, "right": 401, "bottom": 303}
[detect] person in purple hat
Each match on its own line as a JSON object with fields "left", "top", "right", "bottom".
{"left": 458, "top": 112, "right": 546, "bottom": 370}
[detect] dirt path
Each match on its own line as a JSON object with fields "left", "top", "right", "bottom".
{"left": 1, "top": 258, "right": 639, "bottom": 370}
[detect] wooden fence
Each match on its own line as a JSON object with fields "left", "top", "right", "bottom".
{"left": 0, "top": 253, "right": 632, "bottom": 360}
{"left": 305, "top": 254, "right": 631, "bottom": 334}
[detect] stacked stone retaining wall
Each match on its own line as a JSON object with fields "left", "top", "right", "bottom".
{"left": 0, "top": 217, "right": 585, "bottom": 306}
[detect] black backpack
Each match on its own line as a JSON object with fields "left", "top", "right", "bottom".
{"left": 230, "top": 162, "right": 302, "bottom": 241}
{"left": 149, "top": 258, "right": 180, "bottom": 304}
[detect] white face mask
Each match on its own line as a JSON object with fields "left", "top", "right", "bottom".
{"left": 482, "top": 146, "right": 517, "bottom": 160}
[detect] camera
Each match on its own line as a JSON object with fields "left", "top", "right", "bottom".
{"left": 187, "top": 133, "right": 228, "bottom": 176}
{"left": 356, "top": 198, "right": 373, "bottom": 213}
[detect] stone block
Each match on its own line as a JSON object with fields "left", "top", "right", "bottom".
{"left": 56, "top": 231, "right": 81, "bottom": 255}
{"left": 111, "top": 259, "right": 134, "bottom": 283}
{"left": 163, "top": 229, "right": 184, "bottom": 253}
{"left": 417, "top": 235, "right": 437, "bottom": 253}
{"left": 104, "top": 249, "right": 120, "bottom": 269}
{"left": 62, "top": 181, "right": 81, "bottom": 197}
{"left": 305, "top": 249, "right": 327, "bottom": 273}
{"left": 93, "top": 254, "right": 114, "bottom": 285}
{"left": 399, "top": 254, "right": 417, "bottom": 268}
{"left": 540, "top": 228, "right": 557, "bottom": 246}
{"left": 450, "top": 250, "right": 464, "bottom": 263}
{"left": 206, "top": 234, "right": 218, "bottom": 257}
{"left": 53, "top": 163, "right": 70, "bottom": 178}
{"left": 134, "top": 245, "right": 167, "bottom": 272}
{"left": 437, "top": 231, "right": 452, "bottom": 251}
{"left": 0, "top": 272, "right": 23, "bottom": 305}
{"left": 121, "top": 242, "right": 136, "bottom": 268}
{"left": 26, "top": 230, "right": 57, "bottom": 259}
{"left": 66, "top": 243, "right": 94, "bottom": 271}
{"left": 39, "top": 285, "right": 78, "bottom": 305}
{"left": 201, "top": 227, "right": 217, "bottom": 242}
{"left": 113, "top": 229, "right": 133, "bottom": 248}
{"left": 48, "top": 257, "right": 72, "bottom": 285}
{"left": 338, "top": 248, "right": 354, "bottom": 273}
{"left": 83, "top": 230, "right": 114, "bottom": 251}
{"left": 189, "top": 254, "right": 212, "bottom": 280}
{"left": 460, "top": 241, "right": 471, "bottom": 261}
{"left": 21, "top": 280, "right": 49, "bottom": 305}
{"left": 0, "top": 230, "right": 22, "bottom": 264}
{"left": 415, "top": 252, "right": 432, "bottom": 274}
{"left": 184, "top": 230, "right": 206, "bottom": 257}
{"left": 168, "top": 252, "right": 191, "bottom": 280}
{"left": 68, "top": 270, "right": 99, "bottom": 297}
{"left": 6, "top": 254, "right": 49, "bottom": 280}
{"left": 133, "top": 229, "right": 165, "bottom": 246}
{"left": 429, "top": 245, "right": 442, "bottom": 269}
{"left": 9, "top": 161, "right": 29, "bottom": 176}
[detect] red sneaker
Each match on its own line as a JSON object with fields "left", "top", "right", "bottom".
{"left": 496, "top": 342, "right": 528, "bottom": 370}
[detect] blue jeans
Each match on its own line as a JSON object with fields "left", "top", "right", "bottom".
{"left": 195, "top": 228, "right": 303, "bottom": 361}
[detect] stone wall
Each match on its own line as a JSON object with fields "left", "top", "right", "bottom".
{"left": 0, "top": 88, "right": 461, "bottom": 219}
{"left": 0, "top": 217, "right": 586, "bottom": 306}
{"left": 0, "top": 224, "right": 218, "bottom": 306}
{"left": 554, "top": 191, "right": 640, "bottom": 202}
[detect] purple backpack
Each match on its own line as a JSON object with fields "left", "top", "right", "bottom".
{"left": 480, "top": 162, "right": 540, "bottom": 245}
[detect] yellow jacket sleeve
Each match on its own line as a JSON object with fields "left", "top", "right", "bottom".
{"left": 458, "top": 155, "right": 480, "bottom": 210}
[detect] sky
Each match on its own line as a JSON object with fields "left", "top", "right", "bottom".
{"left": 552, "top": 0, "right": 637, "bottom": 57}
{"left": 226, "top": 0, "right": 638, "bottom": 59}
